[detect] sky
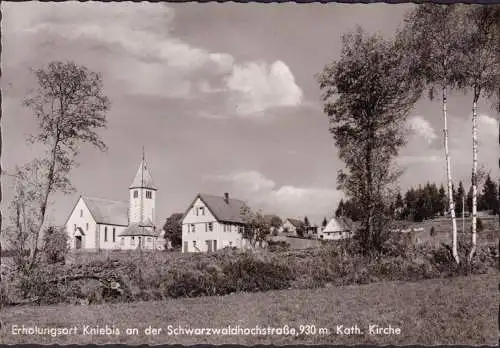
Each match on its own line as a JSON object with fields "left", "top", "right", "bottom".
{"left": 1, "top": 2, "right": 499, "bottom": 227}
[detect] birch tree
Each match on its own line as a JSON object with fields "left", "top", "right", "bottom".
{"left": 454, "top": 5, "right": 500, "bottom": 261}
{"left": 401, "top": 4, "right": 464, "bottom": 263}
{"left": 317, "top": 27, "right": 422, "bottom": 254}
{"left": 21, "top": 61, "right": 110, "bottom": 269}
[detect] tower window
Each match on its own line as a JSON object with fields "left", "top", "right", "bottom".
{"left": 133, "top": 190, "right": 138, "bottom": 198}
{"left": 146, "top": 191, "right": 152, "bottom": 199}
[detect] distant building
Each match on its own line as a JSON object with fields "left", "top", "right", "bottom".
{"left": 181, "top": 193, "right": 250, "bottom": 252}
{"left": 280, "top": 218, "right": 305, "bottom": 236}
{"left": 319, "top": 216, "right": 355, "bottom": 240}
{"left": 65, "top": 154, "right": 164, "bottom": 251}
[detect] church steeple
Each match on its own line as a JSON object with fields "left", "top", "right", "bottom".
{"left": 129, "top": 149, "right": 157, "bottom": 191}
{"left": 129, "top": 149, "right": 157, "bottom": 225}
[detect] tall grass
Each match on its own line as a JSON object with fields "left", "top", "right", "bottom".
{"left": 2, "top": 237, "right": 496, "bottom": 306}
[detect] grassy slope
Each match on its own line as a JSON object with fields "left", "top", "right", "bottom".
{"left": 1, "top": 273, "right": 497, "bottom": 346}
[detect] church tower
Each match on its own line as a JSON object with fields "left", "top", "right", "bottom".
{"left": 129, "top": 151, "right": 157, "bottom": 226}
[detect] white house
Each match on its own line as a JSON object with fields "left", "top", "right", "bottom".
{"left": 280, "top": 218, "right": 305, "bottom": 236}
{"left": 65, "top": 154, "right": 164, "bottom": 251}
{"left": 319, "top": 216, "right": 355, "bottom": 240}
{"left": 181, "top": 193, "right": 250, "bottom": 252}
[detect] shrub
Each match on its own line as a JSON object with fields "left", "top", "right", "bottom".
{"left": 267, "top": 240, "right": 290, "bottom": 252}
{"left": 42, "top": 226, "right": 69, "bottom": 264}
{"left": 222, "top": 254, "right": 295, "bottom": 293}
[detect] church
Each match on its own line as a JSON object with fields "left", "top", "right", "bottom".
{"left": 65, "top": 155, "right": 164, "bottom": 251}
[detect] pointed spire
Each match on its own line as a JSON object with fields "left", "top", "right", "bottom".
{"left": 129, "top": 150, "right": 157, "bottom": 190}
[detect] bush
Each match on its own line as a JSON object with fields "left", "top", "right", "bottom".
{"left": 223, "top": 254, "right": 295, "bottom": 293}
{"left": 42, "top": 226, "right": 69, "bottom": 264}
{"left": 267, "top": 240, "right": 290, "bottom": 252}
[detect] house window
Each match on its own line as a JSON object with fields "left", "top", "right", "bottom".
{"left": 131, "top": 236, "right": 135, "bottom": 245}
{"left": 229, "top": 241, "right": 233, "bottom": 247}
{"left": 133, "top": 190, "right": 138, "bottom": 198}
{"left": 146, "top": 191, "right": 152, "bottom": 199}
{"left": 213, "top": 240, "right": 217, "bottom": 251}
{"left": 121, "top": 237, "right": 125, "bottom": 246}
{"left": 238, "top": 226, "right": 244, "bottom": 233}
{"left": 195, "top": 208, "right": 198, "bottom": 216}
{"left": 74, "top": 224, "right": 76, "bottom": 232}
{"left": 193, "top": 241, "right": 197, "bottom": 249}
{"left": 208, "top": 222, "right": 213, "bottom": 232}
{"left": 104, "top": 227, "right": 108, "bottom": 242}
{"left": 199, "top": 207, "right": 205, "bottom": 215}
{"left": 190, "top": 224, "right": 196, "bottom": 232}
{"left": 86, "top": 223, "right": 89, "bottom": 231}
{"left": 80, "top": 209, "right": 83, "bottom": 217}
{"left": 147, "top": 237, "right": 152, "bottom": 242}
{"left": 112, "top": 228, "right": 116, "bottom": 242}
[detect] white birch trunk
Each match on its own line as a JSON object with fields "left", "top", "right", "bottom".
{"left": 443, "top": 86, "right": 459, "bottom": 264}
{"left": 469, "top": 97, "right": 478, "bottom": 261}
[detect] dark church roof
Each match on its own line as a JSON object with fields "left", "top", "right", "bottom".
{"left": 83, "top": 196, "right": 129, "bottom": 226}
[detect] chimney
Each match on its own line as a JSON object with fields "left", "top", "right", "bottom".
{"left": 224, "top": 192, "right": 229, "bottom": 204}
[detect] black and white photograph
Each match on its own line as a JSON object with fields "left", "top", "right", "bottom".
{"left": 0, "top": 1, "right": 499, "bottom": 346}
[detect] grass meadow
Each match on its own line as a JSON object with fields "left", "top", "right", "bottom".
{"left": 1, "top": 273, "right": 497, "bottom": 345}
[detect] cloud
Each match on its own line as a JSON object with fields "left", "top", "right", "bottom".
{"left": 226, "top": 60, "right": 303, "bottom": 116}
{"left": 5, "top": 3, "right": 234, "bottom": 100}
{"left": 398, "top": 111, "right": 499, "bottom": 189}
{"left": 210, "top": 170, "right": 341, "bottom": 222}
{"left": 5, "top": 2, "right": 305, "bottom": 116}
{"left": 408, "top": 115, "right": 437, "bottom": 144}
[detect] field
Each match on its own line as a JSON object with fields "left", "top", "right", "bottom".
{"left": 1, "top": 273, "right": 497, "bottom": 345}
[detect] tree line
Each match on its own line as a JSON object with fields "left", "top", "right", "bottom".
{"left": 336, "top": 173, "right": 499, "bottom": 223}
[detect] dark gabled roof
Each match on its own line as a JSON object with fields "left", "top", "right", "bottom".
{"left": 129, "top": 159, "right": 157, "bottom": 190}
{"left": 83, "top": 196, "right": 129, "bottom": 226}
{"left": 286, "top": 218, "right": 305, "bottom": 228}
{"left": 119, "top": 223, "right": 159, "bottom": 237}
{"left": 183, "top": 193, "right": 248, "bottom": 224}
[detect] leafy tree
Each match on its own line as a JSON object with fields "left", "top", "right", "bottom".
{"left": 268, "top": 215, "right": 283, "bottom": 229}
{"left": 41, "top": 226, "right": 69, "bottom": 264}
{"left": 20, "top": 61, "right": 110, "bottom": 268}
{"left": 318, "top": 27, "right": 422, "bottom": 254}
{"left": 162, "top": 213, "right": 183, "bottom": 250}
{"left": 240, "top": 205, "right": 271, "bottom": 248}
{"left": 402, "top": 4, "right": 464, "bottom": 263}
